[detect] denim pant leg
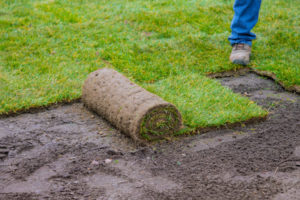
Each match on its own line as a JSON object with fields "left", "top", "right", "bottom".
{"left": 228, "top": 0, "right": 262, "bottom": 46}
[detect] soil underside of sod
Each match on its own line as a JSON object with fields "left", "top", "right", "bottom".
{"left": 0, "top": 73, "right": 299, "bottom": 200}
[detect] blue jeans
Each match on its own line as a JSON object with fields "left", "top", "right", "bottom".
{"left": 228, "top": 0, "right": 262, "bottom": 46}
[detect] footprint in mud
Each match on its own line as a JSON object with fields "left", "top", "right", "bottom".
{"left": 83, "top": 159, "right": 180, "bottom": 199}
{"left": 0, "top": 136, "right": 36, "bottom": 161}
{"left": 0, "top": 145, "right": 9, "bottom": 160}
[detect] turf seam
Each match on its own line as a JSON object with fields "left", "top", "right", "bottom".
{"left": 0, "top": 96, "right": 267, "bottom": 145}
{"left": 251, "top": 69, "right": 300, "bottom": 94}
{"left": 206, "top": 67, "right": 251, "bottom": 78}
{"left": 173, "top": 115, "right": 267, "bottom": 139}
{"left": 208, "top": 67, "right": 300, "bottom": 94}
{"left": 0, "top": 98, "right": 81, "bottom": 118}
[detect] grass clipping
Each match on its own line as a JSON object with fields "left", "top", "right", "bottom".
{"left": 82, "top": 68, "right": 182, "bottom": 143}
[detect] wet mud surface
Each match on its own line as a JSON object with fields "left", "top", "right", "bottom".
{"left": 0, "top": 73, "right": 299, "bottom": 200}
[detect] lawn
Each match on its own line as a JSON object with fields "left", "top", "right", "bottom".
{"left": 0, "top": 0, "right": 298, "bottom": 128}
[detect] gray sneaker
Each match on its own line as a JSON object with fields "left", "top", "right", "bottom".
{"left": 230, "top": 43, "right": 251, "bottom": 65}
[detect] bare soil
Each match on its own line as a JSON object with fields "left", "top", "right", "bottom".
{"left": 0, "top": 73, "right": 299, "bottom": 200}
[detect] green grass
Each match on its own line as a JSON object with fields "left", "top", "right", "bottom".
{"left": 253, "top": 0, "right": 300, "bottom": 87}
{"left": 143, "top": 73, "right": 265, "bottom": 128}
{"left": 0, "top": 0, "right": 298, "bottom": 128}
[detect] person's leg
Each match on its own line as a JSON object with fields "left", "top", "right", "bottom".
{"left": 228, "top": 0, "right": 262, "bottom": 65}
{"left": 229, "top": 0, "right": 262, "bottom": 46}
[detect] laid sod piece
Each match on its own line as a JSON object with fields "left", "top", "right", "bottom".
{"left": 143, "top": 72, "right": 267, "bottom": 129}
{"left": 82, "top": 68, "right": 182, "bottom": 142}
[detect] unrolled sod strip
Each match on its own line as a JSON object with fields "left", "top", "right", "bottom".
{"left": 82, "top": 68, "right": 182, "bottom": 142}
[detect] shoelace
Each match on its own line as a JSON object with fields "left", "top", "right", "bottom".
{"left": 233, "top": 43, "right": 246, "bottom": 50}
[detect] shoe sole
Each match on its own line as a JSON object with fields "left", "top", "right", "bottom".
{"left": 232, "top": 59, "right": 249, "bottom": 66}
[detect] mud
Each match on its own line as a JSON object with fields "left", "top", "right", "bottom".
{"left": 208, "top": 67, "right": 300, "bottom": 94}
{"left": 0, "top": 73, "right": 299, "bottom": 200}
{"left": 252, "top": 69, "right": 300, "bottom": 94}
{"left": 82, "top": 68, "right": 182, "bottom": 143}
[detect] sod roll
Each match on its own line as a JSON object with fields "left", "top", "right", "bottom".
{"left": 82, "top": 68, "right": 182, "bottom": 142}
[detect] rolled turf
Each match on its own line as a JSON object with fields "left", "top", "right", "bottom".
{"left": 82, "top": 68, "right": 182, "bottom": 142}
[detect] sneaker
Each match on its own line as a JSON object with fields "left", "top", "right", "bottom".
{"left": 230, "top": 43, "right": 251, "bottom": 65}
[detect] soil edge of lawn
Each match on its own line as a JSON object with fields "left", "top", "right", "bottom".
{"left": 0, "top": 96, "right": 268, "bottom": 143}
{"left": 208, "top": 67, "right": 300, "bottom": 94}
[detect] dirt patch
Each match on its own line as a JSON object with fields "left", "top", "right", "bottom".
{"left": 0, "top": 73, "right": 299, "bottom": 199}
{"left": 252, "top": 69, "right": 300, "bottom": 94}
{"left": 207, "top": 67, "right": 300, "bottom": 94}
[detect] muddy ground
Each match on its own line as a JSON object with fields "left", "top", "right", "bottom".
{"left": 0, "top": 73, "right": 299, "bottom": 200}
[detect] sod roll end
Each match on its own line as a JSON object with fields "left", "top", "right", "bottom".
{"left": 82, "top": 68, "right": 182, "bottom": 142}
